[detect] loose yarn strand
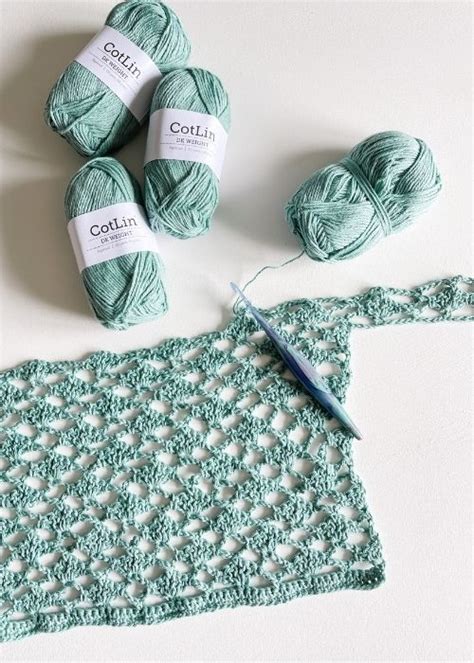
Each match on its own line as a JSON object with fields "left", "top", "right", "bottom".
{"left": 232, "top": 251, "right": 305, "bottom": 313}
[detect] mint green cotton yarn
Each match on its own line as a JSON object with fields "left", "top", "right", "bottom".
{"left": 65, "top": 157, "right": 168, "bottom": 329}
{"left": 144, "top": 67, "right": 231, "bottom": 238}
{"left": 1, "top": 275, "right": 472, "bottom": 641}
{"left": 286, "top": 131, "right": 442, "bottom": 262}
{"left": 45, "top": 1, "right": 191, "bottom": 157}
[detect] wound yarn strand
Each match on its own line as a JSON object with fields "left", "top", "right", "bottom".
{"left": 65, "top": 157, "right": 168, "bottom": 329}
{"left": 144, "top": 67, "right": 231, "bottom": 238}
{"left": 286, "top": 131, "right": 442, "bottom": 262}
{"left": 340, "top": 156, "right": 392, "bottom": 236}
{"left": 45, "top": 0, "right": 191, "bottom": 157}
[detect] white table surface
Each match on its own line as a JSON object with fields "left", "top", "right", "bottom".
{"left": 0, "top": 1, "right": 472, "bottom": 660}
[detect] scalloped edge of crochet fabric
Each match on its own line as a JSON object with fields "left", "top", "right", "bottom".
{"left": 2, "top": 566, "right": 384, "bottom": 640}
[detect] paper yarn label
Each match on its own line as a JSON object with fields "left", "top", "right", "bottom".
{"left": 145, "top": 108, "right": 228, "bottom": 179}
{"left": 68, "top": 203, "right": 159, "bottom": 272}
{"left": 74, "top": 26, "right": 161, "bottom": 122}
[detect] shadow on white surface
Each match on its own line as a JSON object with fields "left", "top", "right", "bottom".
{"left": 0, "top": 32, "right": 93, "bottom": 159}
{"left": 0, "top": 32, "right": 100, "bottom": 318}
{"left": 1, "top": 178, "right": 89, "bottom": 317}
{"left": 220, "top": 148, "right": 348, "bottom": 251}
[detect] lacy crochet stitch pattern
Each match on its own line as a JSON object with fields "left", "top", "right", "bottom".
{"left": 1, "top": 276, "right": 472, "bottom": 641}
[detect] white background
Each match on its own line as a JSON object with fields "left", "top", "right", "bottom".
{"left": 0, "top": 1, "right": 472, "bottom": 661}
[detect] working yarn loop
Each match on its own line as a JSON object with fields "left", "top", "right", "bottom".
{"left": 144, "top": 67, "right": 231, "bottom": 238}
{"left": 45, "top": 0, "right": 191, "bottom": 157}
{"left": 286, "top": 131, "right": 442, "bottom": 262}
{"left": 65, "top": 157, "right": 168, "bottom": 329}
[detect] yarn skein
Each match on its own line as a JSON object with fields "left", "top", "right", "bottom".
{"left": 286, "top": 131, "right": 442, "bottom": 262}
{"left": 65, "top": 158, "right": 168, "bottom": 329}
{"left": 45, "top": 0, "right": 191, "bottom": 157}
{"left": 144, "top": 67, "right": 231, "bottom": 238}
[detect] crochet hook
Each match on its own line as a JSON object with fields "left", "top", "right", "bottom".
{"left": 230, "top": 283, "right": 362, "bottom": 440}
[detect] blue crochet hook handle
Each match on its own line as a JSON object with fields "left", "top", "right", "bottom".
{"left": 231, "top": 282, "right": 362, "bottom": 440}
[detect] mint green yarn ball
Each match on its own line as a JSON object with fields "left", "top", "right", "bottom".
{"left": 144, "top": 67, "right": 231, "bottom": 238}
{"left": 45, "top": 1, "right": 191, "bottom": 158}
{"left": 65, "top": 157, "right": 168, "bottom": 330}
{"left": 286, "top": 131, "right": 442, "bottom": 262}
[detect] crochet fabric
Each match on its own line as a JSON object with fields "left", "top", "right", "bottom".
{"left": 1, "top": 276, "right": 472, "bottom": 641}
